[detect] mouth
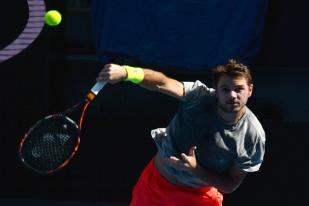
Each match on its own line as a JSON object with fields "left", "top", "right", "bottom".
{"left": 226, "top": 102, "right": 240, "bottom": 108}
{"left": 227, "top": 101, "right": 239, "bottom": 105}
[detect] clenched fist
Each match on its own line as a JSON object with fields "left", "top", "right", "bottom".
{"left": 96, "top": 64, "right": 127, "bottom": 84}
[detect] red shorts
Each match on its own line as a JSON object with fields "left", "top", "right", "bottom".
{"left": 130, "top": 158, "right": 223, "bottom": 206}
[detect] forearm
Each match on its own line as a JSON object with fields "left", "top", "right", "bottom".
{"left": 139, "top": 69, "right": 180, "bottom": 96}
{"left": 96, "top": 64, "right": 184, "bottom": 99}
{"left": 194, "top": 165, "right": 240, "bottom": 194}
{"left": 138, "top": 69, "right": 167, "bottom": 91}
{"left": 137, "top": 69, "right": 184, "bottom": 99}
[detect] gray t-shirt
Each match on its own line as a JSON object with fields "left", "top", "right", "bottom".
{"left": 152, "top": 80, "right": 266, "bottom": 188}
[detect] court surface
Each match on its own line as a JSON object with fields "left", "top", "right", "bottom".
{"left": 0, "top": 199, "right": 127, "bottom": 206}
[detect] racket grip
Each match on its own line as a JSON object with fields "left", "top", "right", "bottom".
{"left": 86, "top": 81, "right": 107, "bottom": 101}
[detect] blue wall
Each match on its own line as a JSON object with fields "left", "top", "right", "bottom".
{"left": 91, "top": 0, "right": 269, "bottom": 70}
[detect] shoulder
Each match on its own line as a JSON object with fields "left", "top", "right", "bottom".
{"left": 244, "top": 107, "right": 266, "bottom": 143}
{"left": 181, "top": 80, "right": 215, "bottom": 103}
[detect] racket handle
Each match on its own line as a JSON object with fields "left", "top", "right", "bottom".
{"left": 86, "top": 81, "right": 107, "bottom": 101}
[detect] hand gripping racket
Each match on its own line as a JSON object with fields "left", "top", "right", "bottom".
{"left": 18, "top": 81, "right": 106, "bottom": 174}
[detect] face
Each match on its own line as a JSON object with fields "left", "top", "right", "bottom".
{"left": 215, "top": 75, "right": 253, "bottom": 114}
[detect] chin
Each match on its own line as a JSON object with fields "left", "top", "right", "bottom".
{"left": 229, "top": 109, "right": 240, "bottom": 114}
{"left": 225, "top": 105, "right": 242, "bottom": 113}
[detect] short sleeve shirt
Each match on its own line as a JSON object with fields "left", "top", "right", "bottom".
{"left": 152, "top": 80, "right": 266, "bottom": 187}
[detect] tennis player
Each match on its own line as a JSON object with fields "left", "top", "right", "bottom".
{"left": 96, "top": 59, "right": 266, "bottom": 206}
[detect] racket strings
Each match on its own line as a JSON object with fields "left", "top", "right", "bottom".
{"left": 20, "top": 100, "right": 92, "bottom": 174}
{"left": 20, "top": 116, "right": 79, "bottom": 172}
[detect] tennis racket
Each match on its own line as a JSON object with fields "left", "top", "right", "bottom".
{"left": 18, "top": 81, "right": 106, "bottom": 174}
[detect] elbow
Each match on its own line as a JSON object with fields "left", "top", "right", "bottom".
{"left": 220, "top": 183, "right": 240, "bottom": 194}
{"left": 221, "top": 187, "right": 236, "bottom": 194}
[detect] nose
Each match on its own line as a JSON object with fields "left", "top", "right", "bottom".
{"left": 229, "top": 90, "right": 237, "bottom": 98}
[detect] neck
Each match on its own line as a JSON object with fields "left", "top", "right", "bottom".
{"left": 218, "top": 106, "right": 246, "bottom": 124}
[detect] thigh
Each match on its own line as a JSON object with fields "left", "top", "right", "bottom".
{"left": 130, "top": 158, "right": 223, "bottom": 206}
{"left": 167, "top": 187, "right": 223, "bottom": 206}
{"left": 130, "top": 159, "right": 163, "bottom": 206}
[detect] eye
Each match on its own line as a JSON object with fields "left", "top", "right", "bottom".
{"left": 220, "top": 88, "right": 230, "bottom": 92}
{"left": 235, "top": 87, "right": 245, "bottom": 93}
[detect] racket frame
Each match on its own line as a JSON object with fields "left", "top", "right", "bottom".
{"left": 18, "top": 114, "right": 81, "bottom": 175}
{"left": 18, "top": 81, "right": 106, "bottom": 174}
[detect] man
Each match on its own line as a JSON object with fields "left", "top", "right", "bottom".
{"left": 96, "top": 59, "right": 266, "bottom": 206}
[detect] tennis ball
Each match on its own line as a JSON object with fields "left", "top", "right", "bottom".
{"left": 44, "top": 10, "right": 62, "bottom": 26}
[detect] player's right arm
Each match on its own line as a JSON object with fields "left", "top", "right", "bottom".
{"left": 96, "top": 63, "right": 184, "bottom": 99}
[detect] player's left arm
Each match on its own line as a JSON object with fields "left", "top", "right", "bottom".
{"left": 168, "top": 146, "right": 247, "bottom": 194}
{"left": 192, "top": 161, "right": 246, "bottom": 194}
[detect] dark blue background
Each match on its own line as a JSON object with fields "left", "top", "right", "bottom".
{"left": 0, "top": 0, "right": 307, "bottom": 205}
{"left": 91, "top": 0, "right": 269, "bottom": 70}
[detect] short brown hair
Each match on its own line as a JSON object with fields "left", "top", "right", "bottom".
{"left": 212, "top": 59, "right": 252, "bottom": 88}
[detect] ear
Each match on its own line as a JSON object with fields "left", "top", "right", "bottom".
{"left": 248, "top": 84, "right": 253, "bottom": 97}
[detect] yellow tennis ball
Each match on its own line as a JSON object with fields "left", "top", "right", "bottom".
{"left": 44, "top": 10, "right": 62, "bottom": 26}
